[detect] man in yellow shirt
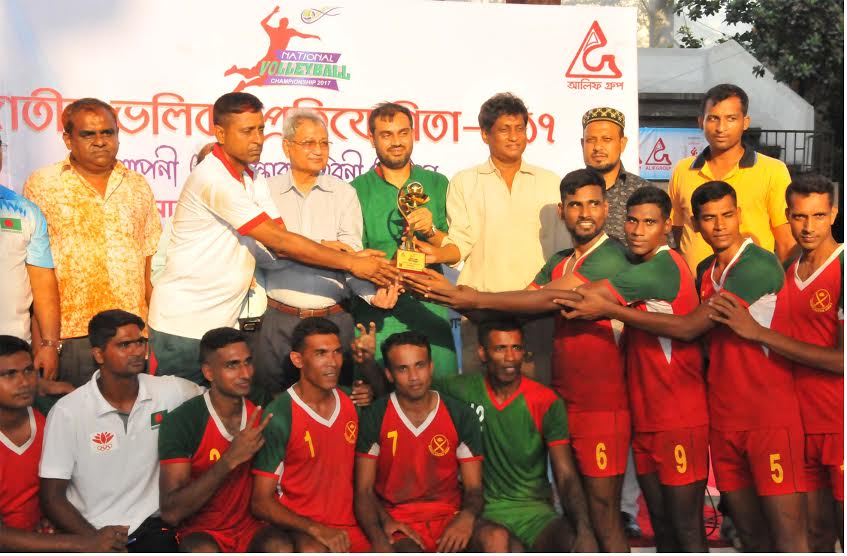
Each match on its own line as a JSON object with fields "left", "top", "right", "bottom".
{"left": 669, "top": 84, "right": 796, "bottom": 273}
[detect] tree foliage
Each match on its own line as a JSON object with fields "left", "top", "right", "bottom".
{"left": 674, "top": 0, "right": 843, "bottom": 118}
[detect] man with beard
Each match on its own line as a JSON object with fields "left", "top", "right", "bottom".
{"left": 404, "top": 169, "right": 632, "bottom": 551}
{"left": 581, "top": 107, "right": 650, "bottom": 243}
{"left": 350, "top": 103, "right": 457, "bottom": 378}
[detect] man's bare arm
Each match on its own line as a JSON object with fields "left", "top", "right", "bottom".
{"left": 772, "top": 223, "right": 799, "bottom": 263}
{"left": 709, "top": 293, "right": 843, "bottom": 374}
{"left": 247, "top": 220, "right": 398, "bottom": 286}
{"left": 0, "top": 524, "right": 128, "bottom": 552}
{"left": 672, "top": 226, "right": 683, "bottom": 251}
{"left": 27, "top": 265, "right": 60, "bottom": 380}
{"left": 40, "top": 478, "right": 98, "bottom": 534}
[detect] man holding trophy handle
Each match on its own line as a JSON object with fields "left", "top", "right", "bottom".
{"left": 350, "top": 103, "right": 459, "bottom": 378}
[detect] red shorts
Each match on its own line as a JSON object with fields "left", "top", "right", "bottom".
{"left": 633, "top": 425, "right": 710, "bottom": 486}
{"left": 178, "top": 518, "right": 265, "bottom": 553}
{"left": 390, "top": 515, "right": 455, "bottom": 552}
{"left": 342, "top": 524, "right": 372, "bottom": 553}
{"left": 569, "top": 410, "right": 631, "bottom": 478}
{"left": 710, "top": 427, "right": 806, "bottom": 496}
{"left": 802, "top": 433, "right": 844, "bottom": 502}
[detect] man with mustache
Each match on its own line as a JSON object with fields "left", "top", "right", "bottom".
{"left": 39, "top": 310, "right": 204, "bottom": 552}
{"left": 148, "top": 93, "right": 398, "bottom": 385}
{"left": 157, "top": 327, "right": 291, "bottom": 552}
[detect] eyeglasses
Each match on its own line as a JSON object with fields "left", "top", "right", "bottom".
{"left": 288, "top": 139, "right": 332, "bottom": 150}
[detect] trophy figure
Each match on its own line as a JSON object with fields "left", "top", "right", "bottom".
{"left": 395, "top": 181, "right": 430, "bottom": 272}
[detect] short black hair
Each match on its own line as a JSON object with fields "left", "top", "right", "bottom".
{"left": 477, "top": 318, "right": 524, "bottom": 348}
{"left": 62, "top": 98, "right": 118, "bottom": 134}
{"left": 213, "top": 92, "right": 264, "bottom": 126}
{"left": 0, "top": 335, "right": 32, "bottom": 359}
{"left": 786, "top": 173, "right": 836, "bottom": 207}
{"left": 291, "top": 317, "right": 340, "bottom": 353}
{"left": 691, "top": 181, "right": 738, "bottom": 219}
{"left": 199, "top": 327, "right": 247, "bottom": 364}
{"left": 381, "top": 331, "right": 431, "bottom": 369}
{"left": 88, "top": 310, "right": 145, "bottom": 350}
{"left": 560, "top": 168, "right": 607, "bottom": 199}
{"left": 701, "top": 83, "right": 749, "bottom": 116}
{"left": 626, "top": 186, "right": 672, "bottom": 219}
{"left": 478, "top": 93, "right": 528, "bottom": 134}
{"left": 368, "top": 102, "right": 414, "bottom": 135}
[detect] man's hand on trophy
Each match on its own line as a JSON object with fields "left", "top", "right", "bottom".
{"left": 350, "top": 249, "right": 401, "bottom": 286}
{"left": 406, "top": 207, "right": 434, "bottom": 234}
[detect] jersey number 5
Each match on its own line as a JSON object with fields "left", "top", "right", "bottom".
{"left": 770, "top": 453, "right": 784, "bottom": 484}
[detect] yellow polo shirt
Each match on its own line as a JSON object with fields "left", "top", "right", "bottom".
{"left": 669, "top": 147, "right": 791, "bottom": 273}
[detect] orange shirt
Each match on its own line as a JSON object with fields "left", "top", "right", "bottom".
{"left": 23, "top": 158, "right": 162, "bottom": 338}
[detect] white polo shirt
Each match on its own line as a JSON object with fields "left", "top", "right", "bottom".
{"left": 39, "top": 371, "right": 203, "bottom": 534}
{"left": 148, "top": 145, "right": 281, "bottom": 339}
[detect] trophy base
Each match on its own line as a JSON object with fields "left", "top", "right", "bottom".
{"left": 395, "top": 248, "right": 426, "bottom": 273}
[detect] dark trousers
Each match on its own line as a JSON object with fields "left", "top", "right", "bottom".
{"left": 252, "top": 307, "right": 354, "bottom": 395}
{"left": 58, "top": 336, "right": 97, "bottom": 387}
{"left": 128, "top": 516, "right": 177, "bottom": 553}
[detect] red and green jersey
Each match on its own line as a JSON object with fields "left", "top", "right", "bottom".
{"left": 532, "top": 234, "right": 631, "bottom": 413}
{"left": 784, "top": 246, "right": 843, "bottom": 434}
{"left": 696, "top": 239, "right": 802, "bottom": 431}
{"left": 355, "top": 391, "right": 482, "bottom": 521}
{"left": 158, "top": 393, "right": 262, "bottom": 538}
{"left": 438, "top": 373, "right": 569, "bottom": 505}
{"left": 606, "top": 246, "right": 708, "bottom": 432}
{"left": 0, "top": 403, "right": 48, "bottom": 531}
{"left": 253, "top": 387, "right": 359, "bottom": 528}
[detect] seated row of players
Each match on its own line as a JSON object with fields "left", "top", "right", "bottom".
{"left": 1, "top": 170, "right": 841, "bottom": 553}
{"left": 404, "top": 171, "right": 842, "bottom": 553}
{"left": 0, "top": 313, "right": 595, "bottom": 552}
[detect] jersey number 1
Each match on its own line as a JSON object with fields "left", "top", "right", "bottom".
{"left": 304, "top": 431, "right": 315, "bottom": 458}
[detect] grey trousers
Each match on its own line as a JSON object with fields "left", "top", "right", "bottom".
{"left": 252, "top": 308, "right": 354, "bottom": 396}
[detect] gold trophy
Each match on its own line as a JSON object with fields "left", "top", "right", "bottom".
{"left": 395, "top": 181, "right": 430, "bottom": 272}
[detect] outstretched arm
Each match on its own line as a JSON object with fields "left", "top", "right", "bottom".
{"left": 0, "top": 524, "right": 129, "bottom": 553}
{"left": 261, "top": 6, "right": 280, "bottom": 32}
{"left": 709, "top": 293, "right": 843, "bottom": 374}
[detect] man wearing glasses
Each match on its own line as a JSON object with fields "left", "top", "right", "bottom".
{"left": 252, "top": 109, "right": 398, "bottom": 396}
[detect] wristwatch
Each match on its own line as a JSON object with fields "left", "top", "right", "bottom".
{"left": 40, "top": 339, "right": 63, "bottom": 355}
{"left": 423, "top": 225, "right": 437, "bottom": 239}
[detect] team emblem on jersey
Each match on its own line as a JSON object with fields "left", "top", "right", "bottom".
{"left": 811, "top": 289, "right": 833, "bottom": 312}
{"left": 428, "top": 434, "right": 450, "bottom": 457}
{"left": 91, "top": 431, "right": 116, "bottom": 453}
{"left": 209, "top": 448, "right": 221, "bottom": 461}
{"left": 344, "top": 421, "right": 357, "bottom": 444}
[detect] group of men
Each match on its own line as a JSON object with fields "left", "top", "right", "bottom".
{"left": 0, "top": 80, "right": 841, "bottom": 553}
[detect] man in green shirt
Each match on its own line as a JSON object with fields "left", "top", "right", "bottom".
{"left": 351, "top": 103, "right": 457, "bottom": 378}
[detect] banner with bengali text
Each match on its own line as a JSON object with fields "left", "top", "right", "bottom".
{"left": 0, "top": 0, "right": 639, "bottom": 217}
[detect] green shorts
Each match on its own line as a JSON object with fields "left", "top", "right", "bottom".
{"left": 482, "top": 499, "right": 560, "bottom": 549}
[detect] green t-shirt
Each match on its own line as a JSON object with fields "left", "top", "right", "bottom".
{"left": 351, "top": 166, "right": 457, "bottom": 377}
{"left": 437, "top": 373, "right": 569, "bottom": 505}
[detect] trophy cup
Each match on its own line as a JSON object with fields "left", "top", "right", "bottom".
{"left": 395, "top": 181, "right": 430, "bottom": 272}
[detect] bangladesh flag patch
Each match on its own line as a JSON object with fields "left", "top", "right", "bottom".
{"left": 151, "top": 410, "right": 168, "bottom": 429}
{"left": 1, "top": 217, "right": 22, "bottom": 233}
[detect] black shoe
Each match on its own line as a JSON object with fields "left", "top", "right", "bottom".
{"left": 621, "top": 511, "right": 642, "bottom": 539}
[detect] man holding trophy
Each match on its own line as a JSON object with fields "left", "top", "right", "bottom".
{"left": 351, "top": 103, "right": 458, "bottom": 377}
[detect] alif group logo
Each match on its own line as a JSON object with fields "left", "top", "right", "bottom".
{"left": 565, "top": 21, "right": 624, "bottom": 92}
{"left": 224, "top": 5, "right": 350, "bottom": 92}
{"left": 643, "top": 137, "right": 673, "bottom": 171}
